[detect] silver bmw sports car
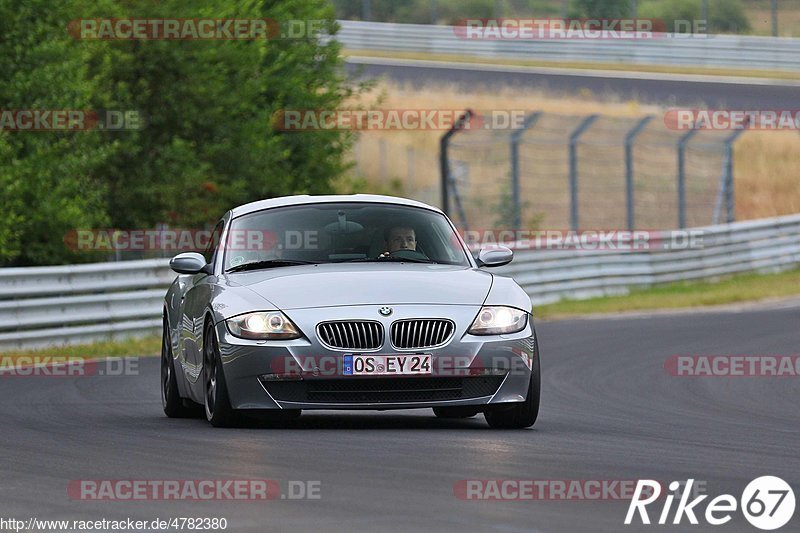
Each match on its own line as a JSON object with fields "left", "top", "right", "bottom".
{"left": 161, "top": 194, "right": 540, "bottom": 428}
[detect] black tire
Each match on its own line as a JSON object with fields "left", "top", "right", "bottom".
{"left": 161, "top": 320, "right": 201, "bottom": 418}
{"left": 433, "top": 406, "right": 480, "bottom": 419}
{"left": 203, "top": 321, "right": 238, "bottom": 427}
{"left": 484, "top": 339, "right": 541, "bottom": 429}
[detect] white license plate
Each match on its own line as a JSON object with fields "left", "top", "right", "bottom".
{"left": 343, "top": 354, "right": 432, "bottom": 376}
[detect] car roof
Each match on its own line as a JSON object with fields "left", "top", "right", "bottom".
{"left": 229, "top": 194, "right": 444, "bottom": 219}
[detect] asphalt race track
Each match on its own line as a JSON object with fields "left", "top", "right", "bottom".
{"left": 1, "top": 306, "right": 798, "bottom": 532}
{"left": 345, "top": 57, "right": 800, "bottom": 109}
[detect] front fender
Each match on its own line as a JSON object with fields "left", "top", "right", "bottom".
{"left": 482, "top": 274, "right": 532, "bottom": 312}
{"left": 206, "top": 276, "right": 281, "bottom": 325}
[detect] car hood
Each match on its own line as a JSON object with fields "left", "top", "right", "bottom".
{"left": 224, "top": 263, "right": 493, "bottom": 310}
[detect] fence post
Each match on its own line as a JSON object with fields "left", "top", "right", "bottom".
{"left": 722, "top": 125, "right": 749, "bottom": 223}
{"left": 677, "top": 128, "right": 699, "bottom": 229}
{"left": 568, "top": 114, "right": 599, "bottom": 231}
{"left": 509, "top": 112, "right": 542, "bottom": 230}
{"left": 772, "top": 0, "right": 779, "bottom": 37}
{"left": 701, "top": 0, "right": 708, "bottom": 33}
{"left": 624, "top": 115, "right": 653, "bottom": 231}
{"left": 439, "top": 109, "right": 473, "bottom": 220}
{"left": 450, "top": 162, "right": 470, "bottom": 231}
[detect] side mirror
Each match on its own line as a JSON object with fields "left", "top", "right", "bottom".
{"left": 476, "top": 246, "right": 513, "bottom": 268}
{"left": 170, "top": 252, "right": 211, "bottom": 275}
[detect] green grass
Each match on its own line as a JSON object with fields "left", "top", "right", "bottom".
{"left": 0, "top": 335, "right": 161, "bottom": 361}
{"left": 535, "top": 268, "right": 800, "bottom": 319}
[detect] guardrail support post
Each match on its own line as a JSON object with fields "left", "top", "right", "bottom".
{"left": 509, "top": 112, "right": 542, "bottom": 230}
{"left": 568, "top": 114, "right": 599, "bottom": 231}
{"left": 624, "top": 116, "right": 653, "bottom": 231}
{"left": 439, "top": 109, "right": 473, "bottom": 221}
{"left": 677, "top": 128, "right": 700, "bottom": 229}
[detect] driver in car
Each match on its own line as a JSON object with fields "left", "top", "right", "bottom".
{"left": 379, "top": 226, "right": 417, "bottom": 258}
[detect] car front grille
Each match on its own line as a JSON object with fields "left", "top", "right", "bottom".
{"left": 316, "top": 321, "right": 384, "bottom": 350}
{"left": 262, "top": 375, "right": 505, "bottom": 404}
{"left": 391, "top": 319, "right": 454, "bottom": 349}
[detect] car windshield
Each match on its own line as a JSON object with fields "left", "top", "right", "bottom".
{"left": 223, "top": 202, "right": 470, "bottom": 271}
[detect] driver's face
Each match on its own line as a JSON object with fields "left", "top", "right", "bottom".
{"left": 387, "top": 228, "right": 416, "bottom": 252}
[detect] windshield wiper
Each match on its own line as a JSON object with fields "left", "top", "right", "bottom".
{"left": 226, "top": 259, "right": 317, "bottom": 273}
{"left": 347, "top": 257, "right": 436, "bottom": 264}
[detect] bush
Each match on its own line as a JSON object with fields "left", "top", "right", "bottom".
{"left": 570, "top": 0, "right": 633, "bottom": 19}
{"left": 639, "top": 0, "right": 750, "bottom": 34}
{"left": 708, "top": 0, "right": 750, "bottom": 34}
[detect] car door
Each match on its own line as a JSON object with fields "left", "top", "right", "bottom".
{"left": 180, "top": 220, "right": 223, "bottom": 392}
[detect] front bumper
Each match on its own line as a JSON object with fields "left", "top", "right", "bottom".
{"left": 214, "top": 304, "right": 537, "bottom": 410}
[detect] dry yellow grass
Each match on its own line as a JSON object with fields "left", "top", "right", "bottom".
{"left": 735, "top": 131, "right": 800, "bottom": 218}
{"left": 345, "top": 81, "right": 800, "bottom": 223}
{"left": 746, "top": 1, "right": 800, "bottom": 37}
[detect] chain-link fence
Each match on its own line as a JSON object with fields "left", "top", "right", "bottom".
{"left": 448, "top": 111, "right": 748, "bottom": 230}
{"left": 353, "top": 111, "right": 748, "bottom": 231}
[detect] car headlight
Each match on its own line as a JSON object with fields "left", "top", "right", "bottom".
{"left": 226, "top": 311, "right": 301, "bottom": 340}
{"left": 468, "top": 306, "right": 528, "bottom": 335}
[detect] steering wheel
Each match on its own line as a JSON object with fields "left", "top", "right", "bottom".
{"left": 382, "top": 249, "right": 429, "bottom": 261}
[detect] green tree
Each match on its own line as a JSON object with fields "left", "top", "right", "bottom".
{"left": 88, "top": 0, "right": 361, "bottom": 229}
{"left": 0, "top": 0, "right": 112, "bottom": 265}
{"left": 0, "top": 0, "right": 363, "bottom": 265}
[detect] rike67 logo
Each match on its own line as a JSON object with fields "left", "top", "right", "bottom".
{"left": 625, "top": 477, "right": 795, "bottom": 530}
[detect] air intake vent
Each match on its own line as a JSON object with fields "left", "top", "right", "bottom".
{"left": 391, "top": 319, "right": 454, "bottom": 349}
{"left": 262, "top": 375, "right": 506, "bottom": 404}
{"left": 317, "top": 321, "right": 384, "bottom": 350}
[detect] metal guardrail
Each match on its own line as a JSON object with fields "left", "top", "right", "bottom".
{"left": 0, "top": 259, "right": 173, "bottom": 350}
{"left": 335, "top": 20, "right": 800, "bottom": 71}
{"left": 496, "top": 214, "right": 800, "bottom": 304}
{"left": 1, "top": 214, "right": 799, "bottom": 349}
